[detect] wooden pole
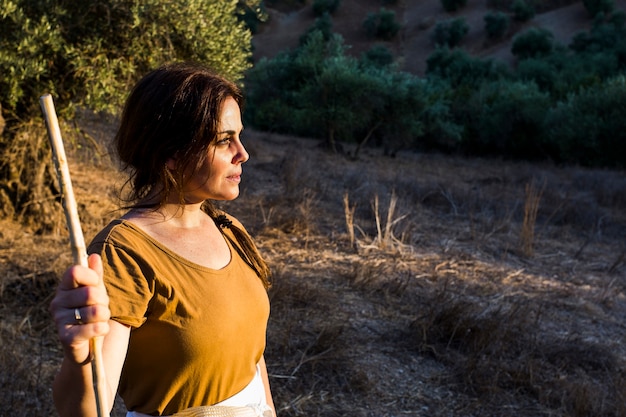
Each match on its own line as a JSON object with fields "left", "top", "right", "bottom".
{"left": 40, "top": 94, "right": 109, "bottom": 417}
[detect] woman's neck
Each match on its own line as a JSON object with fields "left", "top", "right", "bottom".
{"left": 125, "top": 201, "right": 209, "bottom": 229}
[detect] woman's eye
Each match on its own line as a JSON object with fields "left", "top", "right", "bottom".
{"left": 217, "top": 137, "right": 232, "bottom": 146}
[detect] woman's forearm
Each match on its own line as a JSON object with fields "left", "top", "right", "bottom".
{"left": 53, "top": 356, "right": 104, "bottom": 417}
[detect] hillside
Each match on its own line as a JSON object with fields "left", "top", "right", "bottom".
{"left": 253, "top": 0, "right": 626, "bottom": 75}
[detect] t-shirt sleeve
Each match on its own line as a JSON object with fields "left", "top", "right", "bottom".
{"left": 92, "top": 241, "right": 152, "bottom": 328}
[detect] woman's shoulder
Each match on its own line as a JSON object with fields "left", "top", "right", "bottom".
{"left": 88, "top": 219, "right": 151, "bottom": 251}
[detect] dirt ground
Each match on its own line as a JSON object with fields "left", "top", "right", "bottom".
{"left": 2, "top": 121, "right": 624, "bottom": 416}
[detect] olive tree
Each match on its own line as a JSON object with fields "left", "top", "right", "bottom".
{"left": 1, "top": 0, "right": 255, "bottom": 116}
{"left": 0, "top": 0, "right": 258, "bottom": 230}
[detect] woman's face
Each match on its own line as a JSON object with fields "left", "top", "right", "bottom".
{"left": 174, "top": 97, "right": 249, "bottom": 203}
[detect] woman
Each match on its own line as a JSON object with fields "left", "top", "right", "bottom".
{"left": 49, "top": 62, "right": 275, "bottom": 417}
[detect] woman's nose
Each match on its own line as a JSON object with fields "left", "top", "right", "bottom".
{"left": 233, "top": 140, "right": 249, "bottom": 164}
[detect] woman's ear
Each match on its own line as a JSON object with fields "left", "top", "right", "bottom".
{"left": 165, "top": 158, "right": 177, "bottom": 171}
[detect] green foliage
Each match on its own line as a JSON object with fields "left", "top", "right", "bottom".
{"left": 570, "top": 13, "right": 626, "bottom": 54}
{"left": 0, "top": 0, "right": 255, "bottom": 117}
{"left": 545, "top": 76, "right": 626, "bottom": 167}
{"left": 245, "top": 2, "right": 626, "bottom": 168}
{"left": 0, "top": 1, "right": 64, "bottom": 114}
{"left": 516, "top": 57, "right": 560, "bottom": 94}
{"left": 237, "top": 0, "right": 269, "bottom": 34}
{"left": 431, "top": 18, "right": 469, "bottom": 48}
{"left": 517, "top": 32, "right": 624, "bottom": 101}
{"left": 484, "top": 11, "right": 510, "bottom": 39}
{"left": 462, "top": 80, "right": 551, "bottom": 159}
{"left": 366, "top": 70, "right": 425, "bottom": 153}
{"left": 363, "top": 8, "right": 401, "bottom": 40}
{"left": 359, "top": 45, "right": 395, "bottom": 69}
{"left": 511, "top": 28, "right": 554, "bottom": 59}
{"left": 245, "top": 31, "right": 346, "bottom": 136}
{"left": 0, "top": 0, "right": 257, "bottom": 228}
{"left": 441, "top": 0, "right": 468, "bottom": 12}
{"left": 244, "top": 31, "right": 456, "bottom": 156}
{"left": 511, "top": 0, "right": 535, "bottom": 21}
{"left": 426, "top": 48, "right": 510, "bottom": 87}
{"left": 300, "top": 13, "right": 334, "bottom": 45}
{"left": 312, "top": 57, "right": 387, "bottom": 152}
{"left": 312, "top": 0, "right": 341, "bottom": 16}
{"left": 582, "top": 0, "right": 614, "bottom": 17}
{"left": 387, "top": 76, "right": 462, "bottom": 153}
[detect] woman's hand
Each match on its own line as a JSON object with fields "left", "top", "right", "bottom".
{"left": 49, "top": 253, "right": 110, "bottom": 364}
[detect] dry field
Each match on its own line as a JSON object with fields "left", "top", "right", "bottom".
{"left": 2, "top": 1, "right": 626, "bottom": 416}
{"left": 1, "top": 111, "right": 625, "bottom": 416}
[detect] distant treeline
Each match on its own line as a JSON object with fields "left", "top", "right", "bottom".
{"left": 244, "top": 2, "right": 626, "bottom": 168}
{"left": 2, "top": 0, "right": 625, "bottom": 169}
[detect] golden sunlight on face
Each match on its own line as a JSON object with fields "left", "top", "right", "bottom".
{"left": 183, "top": 97, "right": 248, "bottom": 203}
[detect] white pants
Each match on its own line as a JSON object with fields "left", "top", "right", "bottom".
{"left": 127, "top": 365, "right": 270, "bottom": 417}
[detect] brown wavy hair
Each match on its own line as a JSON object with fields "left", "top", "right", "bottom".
{"left": 113, "top": 62, "right": 270, "bottom": 287}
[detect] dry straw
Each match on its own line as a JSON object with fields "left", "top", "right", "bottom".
{"left": 520, "top": 178, "right": 545, "bottom": 257}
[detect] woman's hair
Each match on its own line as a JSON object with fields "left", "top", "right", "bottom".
{"left": 114, "top": 62, "right": 270, "bottom": 287}
{"left": 115, "top": 61, "right": 243, "bottom": 205}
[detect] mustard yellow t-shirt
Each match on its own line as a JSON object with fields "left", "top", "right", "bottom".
{"left": 88, "top": 218, "right": 270, "bottom": 416}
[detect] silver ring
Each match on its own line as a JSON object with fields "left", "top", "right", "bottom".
{"left": 74, "top": 308, "right": 83, "bottom": 325}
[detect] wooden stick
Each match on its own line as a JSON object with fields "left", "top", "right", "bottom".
{"left": 40, "top": 94, "right": 110, "bottom": 417}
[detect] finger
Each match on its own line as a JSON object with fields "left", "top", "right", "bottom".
{"left": 58, "top": 264, "right": 100, "bottom": 291}
{"left": 51, "top": 279, "right": 108, "bottom": 312}
{"left": 50, "top": 254, "right": 109, "bottom": 325}
{"left": 88, "top": 253, "right": 104, "bottom": 286}
{"left": 69, "top": 303, "right": 111, "bottom": 326}
{"left": 57, "top": 320, "right": 111, "bottom": 364}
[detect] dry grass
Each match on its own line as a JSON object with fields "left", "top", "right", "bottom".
{"left": 520, "top": 179, "right": 545, "bottom": 257}
{"left": 1, "top": 123, "right": 626, "bottom": 417}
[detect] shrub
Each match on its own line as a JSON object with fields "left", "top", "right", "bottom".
{"left": 363, "top": 8, "right": 401, "bottom": 40}
{"left": 1, "top": 0, "right": 256, "bottom": 116}
{"left": 570, "top": 16, "right": 626, "bottom": 54}
{"left": 441, "top": 0, "right": 468, "bottom": 12}
{"left": 369, "top": 71, "right": 427, "bottom": 154}
{"left": 0, "top": 0, "right": 258, "bottom": 227}
{"left": 511, "top": 28, "right": 554, "bottom": 59}
{"left": 484, "top": 11, "right": 510, "bottom": 39}
{"left": 237, "top": 0, "right": 269, "bottom": 34}
{"left": 431, "top": 18, "right": 470, "bottom": 47}
{"left": 545, "top": 76, "right": 626, "bottom": 167}
{"left": 426, "top": 47, "right": 510, "bottom": 87}
{"left": 511, "top": 0, "right": 535, "bottom": 21}
{"left": 516, "top": 58, "right": 559, "bottom": 94}
{"left": 300, "top": 13, "right": 334, "bottom": 44}
{"left": 582, "top": 0, "right": 614, "bottom": 17}
{"left": 312, "top": 0, "right": 341, "bottom": 16}
{"left": 246, "top": 31, "right": 360, "bottom": 141}
{"left": 245, "top": 30, "right": 438, "bottom": 156}
{"left": 462, "top": 80, "right": 551, "bottom": 159}
{"left": 360, "top": 45, "right": 395, "bottom": 69}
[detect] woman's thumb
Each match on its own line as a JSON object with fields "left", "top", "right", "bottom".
{"left": 88, "top": 253, "right": 104, "bottom": 286}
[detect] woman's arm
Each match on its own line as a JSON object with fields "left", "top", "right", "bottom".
{"left": 259, "top": 355, "right": 276, "bottom": 416}
{"left": 50, "top": 254, "right": 131, "bottom": 417}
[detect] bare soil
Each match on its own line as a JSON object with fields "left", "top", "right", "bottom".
{"left": 2, "top": 122, "right": 625, "bottom": 416}
{"left": 253, "top": 0, "right": 626, "bottom": 75}
{"left": 2, "top": 2, "right": 626, "bottom": 416}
